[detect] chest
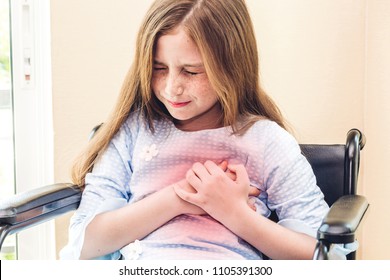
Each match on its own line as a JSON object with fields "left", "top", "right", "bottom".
{"left": 128, "top": 126, "right": 264, "bottom": 201}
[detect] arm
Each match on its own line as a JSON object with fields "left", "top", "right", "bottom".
{"left": 224, "top": 202, "right": 317, "bottom": 260}
{"left": 81, "top": 160, "right": 260, "bottom": 260}
{"left": 219, "top": 164, "right": 317, "bottom": 259}
{"left": 63, "top": 115, "right": 205, "bottom": 259}
{"left": 175, "top": 161, "right": 317, "bottom": 259}
{"left": 80, "top": 182, "right": 202, "bottom": 259}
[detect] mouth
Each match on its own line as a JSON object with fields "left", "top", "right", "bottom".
{"left": 167, "top": 100, "right": 191, "bottom": 108}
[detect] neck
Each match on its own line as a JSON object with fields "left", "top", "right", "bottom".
{"left": 175, "top": 117, "right": 223, "bottom": 131}
{"left": 174, "top": 104, "right": 224, "bottom": 132}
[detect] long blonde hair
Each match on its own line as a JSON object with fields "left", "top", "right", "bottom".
{"left": 71, "top": 0, "right": 286, "bottom": 187}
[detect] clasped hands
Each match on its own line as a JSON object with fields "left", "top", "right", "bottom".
{"left": 173, "top": 160, "right": 260, "bottom": 222}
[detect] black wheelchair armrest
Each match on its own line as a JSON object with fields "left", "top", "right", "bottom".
{"left": 0, "top": 183, "right": 82, "bottom": 249}
{"left": 317, "top": 194, "right": 369, "bottom": 244}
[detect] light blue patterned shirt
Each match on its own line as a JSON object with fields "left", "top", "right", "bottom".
{"left": 60, "top": 112, "right": 331, "bottom": 260}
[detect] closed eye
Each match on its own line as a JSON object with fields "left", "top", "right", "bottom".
{"left": 153, "top": 60, "right": 167, "bottom": 72}
{"left": 153, "top": 67, "right": 167, "bottom": 71}
{"left": 184, "top": 70, "right": 200, "bottom": 76}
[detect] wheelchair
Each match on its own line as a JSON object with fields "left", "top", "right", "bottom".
{"left": 0, "top": 128, "right": 368, "bottom": 259}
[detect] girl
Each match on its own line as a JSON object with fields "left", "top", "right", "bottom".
{"left": 61, "top": 0, "right": 331, "bottom": 260}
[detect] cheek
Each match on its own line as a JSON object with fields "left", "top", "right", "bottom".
{"left": 192, "top": 80, "right": 218, "bottom": 102}
{"left": 151, "top": 78, "right": 158, "bottom": 93}
{"left": 151, "top": 80, "right": 162, "bottom": 104}
{"left": 151, "top": 75, "right": 164, "bottom": 93}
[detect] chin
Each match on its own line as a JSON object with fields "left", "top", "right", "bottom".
{"left": 170, "top": 114, "right": 192, "bottom": 122}
{"left": 165, "top": 110, "right": 190, "bottom": 121}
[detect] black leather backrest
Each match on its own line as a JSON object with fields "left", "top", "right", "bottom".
{"left": 300, "top": 144, "right": 346, "bottom": 206}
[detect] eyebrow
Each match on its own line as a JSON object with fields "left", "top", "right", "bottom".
{"left": 153, "top": 59, "right": 204, "bottom": 68}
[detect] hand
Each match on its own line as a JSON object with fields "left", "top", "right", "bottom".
{"left": 174, "top": 161, "right": 256, "bottom": 222}
{"left": 173, "top": 161, "right": 230, "bottom": 216}
{"left": 173, "top": 178, "right": 207, "bottom": 215}
{"left": 224, "top": 165, "right": 261, "bottom": 211}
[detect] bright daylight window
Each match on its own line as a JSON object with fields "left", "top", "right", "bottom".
{"left": 0, "top": 0, "right": 54, "bottom": 260}
{"left": 0, "top": 0, "right": 17, "bottom": 260}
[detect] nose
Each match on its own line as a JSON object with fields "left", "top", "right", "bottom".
{"left": 165, "top": 72, "right": 183, "bottom": 97}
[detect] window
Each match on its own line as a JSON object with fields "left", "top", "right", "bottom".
{"left": 0, "top": 0, "right": 16, "bottom": 260}
{"left": 0, "top": 0, "right": 54, "bottom": 260}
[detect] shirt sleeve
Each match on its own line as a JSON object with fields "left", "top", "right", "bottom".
{"left": 60, "top": 115, "right": 138, "bottom": 260}
{"left": 263, "top": 122, "right": 329, "bottom": 230}
{"left": 262, "top": 123, "right": 357, "bottom": 259}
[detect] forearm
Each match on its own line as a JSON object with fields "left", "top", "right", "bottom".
{"left": 80, "top": 186, "right": 182, "bottom": 259}
{"left": 178, "top": 162, "right": 317, "bottom": 259}
{"left": 222, "top": 207, "right": 317, "bottom": 260}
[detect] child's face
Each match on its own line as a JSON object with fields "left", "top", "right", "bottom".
{"left": 152, "top": 26, "right": 222, "bottom": 131}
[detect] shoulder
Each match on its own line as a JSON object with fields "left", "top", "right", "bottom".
{"left": 122, "top": 111, "right": 168, "bottom": 134}
{"left": 245, "top": 119, "right": 300, "bottom": 156}
{"left": 122, "top": 110, "right": 143, "bottom": 131}
{"left": 110, "top": 110, "right": 145, "bottom": 148}
{"left": 246, "top": 119, "right": 296, "bottom": 143}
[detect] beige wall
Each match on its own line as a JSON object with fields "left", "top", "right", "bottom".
{"left": 51, "top": 0, "right": 152, "bottom": 255}
{"left": 363, "top": 0, "right": 390, "bottom": 259}
{"left": 51, "top": 0, "right": 390, "bottom": 259}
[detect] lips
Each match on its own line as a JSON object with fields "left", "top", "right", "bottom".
{"left": 167, "top": 100, "right": 191, "bottom": 108}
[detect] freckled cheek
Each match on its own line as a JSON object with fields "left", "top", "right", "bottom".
{"left": 188, "top": 81, "right": 218, "bottom": 101}
{"left": 151, "top": 76, "right": 164, "bottom": 96}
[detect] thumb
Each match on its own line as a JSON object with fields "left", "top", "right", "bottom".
{"left": 174, "top": 184, "right": 199, "bottom": 205}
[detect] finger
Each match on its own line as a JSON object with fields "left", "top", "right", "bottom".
{"left": 249, "top": 186, "right": 261, "bottom": 196}
{"left": 225, "top": 171, "right": 236, "bottom": 181}
{"left": 204, "top": 160, "right": 226, "bottom": 176}
{"left": 247, "top": 197, "right": 257, "bottom": 211}
{"left": 174, "top": 186, "right": 195, "bottom": 202}
{"left": 186, "top": 169, "right": 202, "bottom": 190}
{"left": 174, "top": 185, "right": 202, "bottom": 206}
{"left": 217, "top": 160, "right": 228, "bottom": 171}
{"left": 176, "top": 179, "right": 197, "bottom": 194}
{"left": 191, "top": 162, "right": 211, "bottom": 179}
{"left": 227, "top": 164, "right": 250, "bottom": 185}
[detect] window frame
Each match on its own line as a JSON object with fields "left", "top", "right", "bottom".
{"left": 10, "top": 0, "right": 55, "bottom": 259}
